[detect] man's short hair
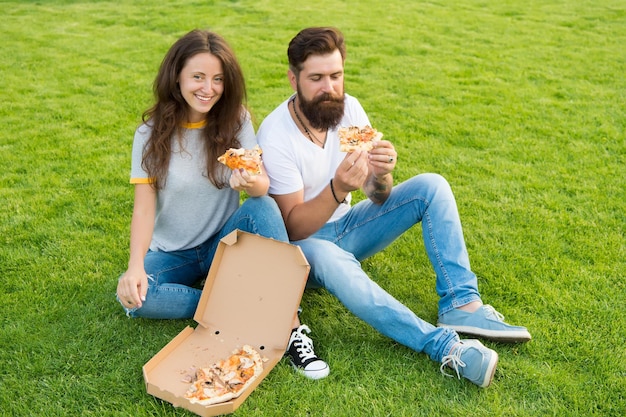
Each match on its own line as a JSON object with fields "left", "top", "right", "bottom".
{"left": 287, "top": 27, "right": 346, "bottom": 75}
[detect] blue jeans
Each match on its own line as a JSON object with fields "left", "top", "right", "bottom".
{"left": 294, "top": 173, "right": 481, "bottom": 362}
{"left": 119, "top": 196, "right": 288, "bottom": 319}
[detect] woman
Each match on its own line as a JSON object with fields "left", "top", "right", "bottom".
{"left": 116, "top": 30, "right": 285, "bottom": 319}
{"left": 115, "top": 30, "right": 328, "bottom": 380}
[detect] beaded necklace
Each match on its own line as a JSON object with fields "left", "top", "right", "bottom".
{"left": 291, "top": 97, "right": 326, "bottom": 146}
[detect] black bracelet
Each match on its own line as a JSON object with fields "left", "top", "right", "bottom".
{"left": 329, "top": 179, "right": 346, "bottom": 204}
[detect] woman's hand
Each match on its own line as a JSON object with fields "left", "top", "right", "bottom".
{"left": 117, "top": 266, "right": 148, "bottom": 309}
{"left": 229, "top": 167, "right": 270, "bottom": 197}
{"left": 229, "top": 168, "right": 257, "bottom": 192}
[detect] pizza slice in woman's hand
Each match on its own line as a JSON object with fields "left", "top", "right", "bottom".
{"left": 218, "top": 145, "right": 263, "bottom": 175}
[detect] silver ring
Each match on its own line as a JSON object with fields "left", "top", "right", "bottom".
{"left": 388, "top": 157, "right": 394, "bottom": 163}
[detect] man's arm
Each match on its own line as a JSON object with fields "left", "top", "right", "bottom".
{"left": 272, "top": 151, "right": 369, "bottom": 241}
{"left": 363, "top": 140, "right": 397, "bottom": 204}
{"left": 363, "top": 172, "right": 393, "bottom": 205}
{"left": 272, "top": 186, "right": 343, "bottom": 241}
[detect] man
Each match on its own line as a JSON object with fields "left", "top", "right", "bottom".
{"left": 257, "top": 27, "right": 530, "bottom": 387}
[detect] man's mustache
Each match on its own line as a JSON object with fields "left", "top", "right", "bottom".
{"left": 312, "top": 93, "right": 344, "bottom": 105}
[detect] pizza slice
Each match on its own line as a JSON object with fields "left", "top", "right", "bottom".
{"left": 338, "top": 125, "right": 383, "bottom": 152}
{"left": 216, "top": 345, "right": 264, "bottom": 397}
{"left": 217, "top": 145, "right": 263, "bottom": 175}
{"left": 184, "top": 345, "right": 265, "bottom": 406}
{"left": 184, "top": 367, "right": 235, "bottom": 406}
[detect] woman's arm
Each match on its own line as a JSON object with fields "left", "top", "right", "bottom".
{"left": 116, "top": 183, "right": 156, "bottom": 308}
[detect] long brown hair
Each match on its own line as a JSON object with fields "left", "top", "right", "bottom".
{"left": 142, "top": 29, "right": 247, "bottom": 189}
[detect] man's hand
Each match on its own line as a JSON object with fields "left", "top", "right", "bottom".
{"left": 367, "top": 140, "right": 397, "bottom": 178}
{"left": 364, "top": 140, "right": 396, "bottom": 204}
{"left": 332, "top": 150, "right": 369, "bottom": 195}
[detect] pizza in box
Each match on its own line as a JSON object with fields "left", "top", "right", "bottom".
{"left": 182, "top": 345, "right": 266, "bottom": 406}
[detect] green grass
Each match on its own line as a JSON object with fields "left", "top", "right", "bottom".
{"left": 1, "top": 0, "right": 625, "bottom": 416}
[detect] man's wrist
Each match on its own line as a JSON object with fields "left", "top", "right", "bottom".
{"left": 329, "top": 178, "right": 347, "bottom": 204}
{"left": 372, "top": 172, "right": 391, "bottom": 183}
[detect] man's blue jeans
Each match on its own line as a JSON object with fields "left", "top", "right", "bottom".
{"left": 119, "top": 196, "right": 288, "bottom": 319}
{"left": 294, "top": 173, "right": 481, "bottom": 362}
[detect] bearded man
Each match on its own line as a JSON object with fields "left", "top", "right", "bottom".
{"left": 257, "top": 27, "right": 530, "bottom": 387}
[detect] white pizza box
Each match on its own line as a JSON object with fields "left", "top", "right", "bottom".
{"left": 143, "top": 230, "right": 309, "bottom": 416}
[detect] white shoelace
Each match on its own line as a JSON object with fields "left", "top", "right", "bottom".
{"left": 483, "top": 305, "right": 505, "bottom": 322}
{"left": 291, "top": 325, "right": 317, "bottom": 362}
{"left": 440, "top": 345, "right": 466, "bottom": 379}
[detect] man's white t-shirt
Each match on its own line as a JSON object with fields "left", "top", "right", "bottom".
{"left": 257, "top": 94, "right": 370, "bottom": 223}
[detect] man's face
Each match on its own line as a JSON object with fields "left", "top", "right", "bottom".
{"left": 291, "top": 49, "right": 345, "bottom": 130}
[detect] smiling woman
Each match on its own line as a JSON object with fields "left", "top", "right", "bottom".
{"left": 114, "top": 29, "right": 282, "bottom": 320}
{"left": 142, "top": 30, "right": 249, "bottom": 190}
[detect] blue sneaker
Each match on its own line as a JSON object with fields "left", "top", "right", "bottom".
{"left": 440, "top": 339, "right": 498, "bottom": 388}
{"left": 437, "top": 305, "right": 531, "bottom": 343}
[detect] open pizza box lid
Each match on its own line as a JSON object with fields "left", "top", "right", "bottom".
{"left": 143, "top": 230, "right": 310, "bottom": 416}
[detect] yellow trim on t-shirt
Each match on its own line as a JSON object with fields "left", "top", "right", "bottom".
{"left": 129, "top": 121, "right": 204, "bottom": 185}
{"left": 183, "top": 120, "right": 207, "bottom": 129}
{"left": 130, "top": 177, "right": 154, "bottom": 184}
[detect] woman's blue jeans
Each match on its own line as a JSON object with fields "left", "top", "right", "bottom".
{"left": 294, "top": 173, "right": 480, "bottom": 362}
{"left": 119, "top": 196, "right": 288, "bottom": 320}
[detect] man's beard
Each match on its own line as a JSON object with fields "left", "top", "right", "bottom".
{"left": 297, "top": 87, "right": 345, "bottom": 130}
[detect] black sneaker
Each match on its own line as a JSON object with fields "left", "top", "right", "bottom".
{"left": 286, "top": 324, "right": 330, "bottom": 380}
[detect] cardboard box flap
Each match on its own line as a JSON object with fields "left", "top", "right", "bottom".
{"left": 143, "top": 230, "right": 310, "bottom": 416}
{"left": 194, "top": 230, "right": 309, "bottom": 352}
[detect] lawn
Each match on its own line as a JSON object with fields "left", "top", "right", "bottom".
{"left": 0, "top": 0, "right": 624, "bottom": 416}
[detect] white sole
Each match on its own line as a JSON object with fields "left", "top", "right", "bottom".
{"left": 438, "top": 323, "right": 532, "bottom": 342}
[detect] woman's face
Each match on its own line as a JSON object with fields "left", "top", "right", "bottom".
{"left": 178, "top": 52, "right": 224, "bottom": 123}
